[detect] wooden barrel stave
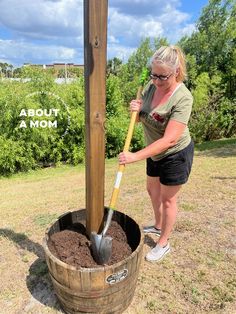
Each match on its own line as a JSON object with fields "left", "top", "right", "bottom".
{"left": 50, "top": 272, "right": 139, "bottom": 313}
{"left": 43, "top": 209, "right": 144, "bottom": 314}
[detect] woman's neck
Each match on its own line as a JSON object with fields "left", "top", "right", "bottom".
{"left": 151, "top": 82, "right": 181, "bottom": 108}
{"left": 157, "top": 82, "right": 180, "bottom": 95}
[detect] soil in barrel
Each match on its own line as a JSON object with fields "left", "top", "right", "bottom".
{"left": 48, "top": 221, "right": 132, "bottom": 268}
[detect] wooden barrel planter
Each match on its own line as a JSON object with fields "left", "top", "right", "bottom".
{"left": 43, "top": 209, "right": 144, "bottom": 314}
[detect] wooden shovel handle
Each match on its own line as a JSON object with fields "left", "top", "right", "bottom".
{"left": 109, "top": 86, "right": 143, "bottom": 210}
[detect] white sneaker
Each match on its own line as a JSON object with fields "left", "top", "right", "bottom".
{"left": 145, "top": 243, "right": 170, "bottom": 262}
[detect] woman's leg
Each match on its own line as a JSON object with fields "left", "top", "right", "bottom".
{"left": 158, "top": 184, "right": 182, "bottom": 246}
{"left": 145, "top": 184, "right": 182, "bottom": 262}
{"left": 146, "top": 176, "right": 162, "bottom": 229}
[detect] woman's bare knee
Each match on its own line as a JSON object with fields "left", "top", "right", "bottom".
{"left": 146, "top": 176, "right": 161, "bottom": 198}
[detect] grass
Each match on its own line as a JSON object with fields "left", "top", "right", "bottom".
{"left": 0, "top": 139, "right": 236, "bottom": 314}
{"left": 33, "top": 213, "right": 59, "bottom": 227}
{"left": 195, "top": 138, "right": 236, "bottom": 151}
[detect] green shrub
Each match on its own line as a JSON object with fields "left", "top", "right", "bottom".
{"left": 0, "top": 71, "right": 87, "bottom": 175}
{"left": 189, "top": 72, "right": 236, "bottom": 142}
{"left": 0, "top": 136, "right": 36, "bottom": 175}
{"left": 131, "top": 123, "right": 145, "bottom": 152}
{"left": 105, "top": 114, "right": 129, "bottom": 158}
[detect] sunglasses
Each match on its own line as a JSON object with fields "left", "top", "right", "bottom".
{"left": 150, "top": 73, "right": 173, "bottom": 81}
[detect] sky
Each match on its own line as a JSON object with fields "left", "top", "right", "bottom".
{"left": 0, "top": 0, "right": 209, "bottom": 67}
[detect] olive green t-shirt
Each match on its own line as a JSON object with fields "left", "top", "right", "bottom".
{"left": 139, "top": 82, "right": 193, "bottom": 161}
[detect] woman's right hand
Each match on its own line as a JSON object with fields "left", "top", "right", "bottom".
{"left": 130, "top": 99, "right": 142, "bottom": 113}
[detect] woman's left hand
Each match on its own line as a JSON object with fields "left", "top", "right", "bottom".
{"left": 118, "top": 152, "right": 138, "bottom": 165}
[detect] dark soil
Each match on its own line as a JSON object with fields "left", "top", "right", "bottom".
{"left": 48, "top": 221, "right": 132, "bottom": 268}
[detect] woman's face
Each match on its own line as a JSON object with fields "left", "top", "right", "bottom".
{"left": 150, "top": 63, "right": 177, "bottom": 90}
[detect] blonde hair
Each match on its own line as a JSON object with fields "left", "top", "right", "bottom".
{"left": 151, "top": 45, "right": 187, "bottom": 82}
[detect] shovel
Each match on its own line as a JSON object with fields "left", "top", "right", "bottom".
{"left": 91, "top": 76, "right": 147, "bottom": 265}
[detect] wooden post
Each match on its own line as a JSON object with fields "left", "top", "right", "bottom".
{"left": 84, "top": 0, "right": 108, "bottom": 234}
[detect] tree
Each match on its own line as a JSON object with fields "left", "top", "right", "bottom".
{"left": 0, "top": 62, "right": 13, "bottom": 78}
{"left": 180, "top": 0, "right": 236, "bottom": 98}
{"left": 107, "top": 57, "right": 123, "bottom": 76}
{"left": 125, "top": 38, "right": 153, "bottom": 76}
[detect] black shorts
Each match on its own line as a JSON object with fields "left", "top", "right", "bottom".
{"left": 146, "top": 140, "right": 194, "bottom": 186}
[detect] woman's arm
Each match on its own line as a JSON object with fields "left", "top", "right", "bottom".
{"left": 118, "top": 119, "right": 186, "bottom": 164}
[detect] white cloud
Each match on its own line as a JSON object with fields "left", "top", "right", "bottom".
{"left": 0, "top": 0, "right": 197, "bottom": 66}
{"left": 109, "top": 0, "right": 181, "bottom": 17}
{"left": 139, "top": 20, "right": 163, "bottom": 38}
{"left": 0, "top": 39, "right": 78, "bottom": 66}
{"left": 107, "top": 44, "right": 136, "bottom": 62}
{"left": 108, "top": 9, "right": 164, "bottom": 47}
{"left": 160, "top": 5, "right": 190, "bottom": 25}
{"left": 108, "top": 2, "right": 191, "bottom": 49}
{"left": 0, "top": 0, "right": 83, "bottom": 39}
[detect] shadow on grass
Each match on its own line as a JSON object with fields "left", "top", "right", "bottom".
{"left": 0, "top": 228, "right": 61, "bottom": 312}
{"left": 211, "top": 176, "right": 236, "bottom": 180}
{"left": 195, "top": 138, "right": 236, "bottom": 158}
{"left": 144, "top": 234, "right": 156, "bottom": 248}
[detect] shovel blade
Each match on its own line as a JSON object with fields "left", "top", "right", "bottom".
{"left": 91, "top": 231, "right": 113, "bottom": 265}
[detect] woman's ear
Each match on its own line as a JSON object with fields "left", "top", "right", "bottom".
{"left": 175, "top": 67, "right": 180, "bottom": 77}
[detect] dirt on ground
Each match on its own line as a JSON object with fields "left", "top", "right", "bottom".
{"left": 48, "top": 221, "right": 132, "bottom": 267}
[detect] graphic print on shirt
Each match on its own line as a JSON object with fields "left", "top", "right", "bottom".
{"left": 151, "top": 112, "right": 165, "bottom": 123}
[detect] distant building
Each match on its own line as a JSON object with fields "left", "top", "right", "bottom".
{"left": 23, "top": 63, "right": 84, "bottom": 77}
{"left": 23, "top": 62, "right": 84, "bottom": 70}
{"left": 45, "top": 63, "right": 84, "bottom": 71}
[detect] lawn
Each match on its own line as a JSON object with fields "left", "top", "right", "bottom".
{"left": 0, "top": 139, "right": 235, "bottom": 314}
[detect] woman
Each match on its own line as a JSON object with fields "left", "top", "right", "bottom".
{"left": 118, "top": 45, "right": 194, "bottom": 262}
